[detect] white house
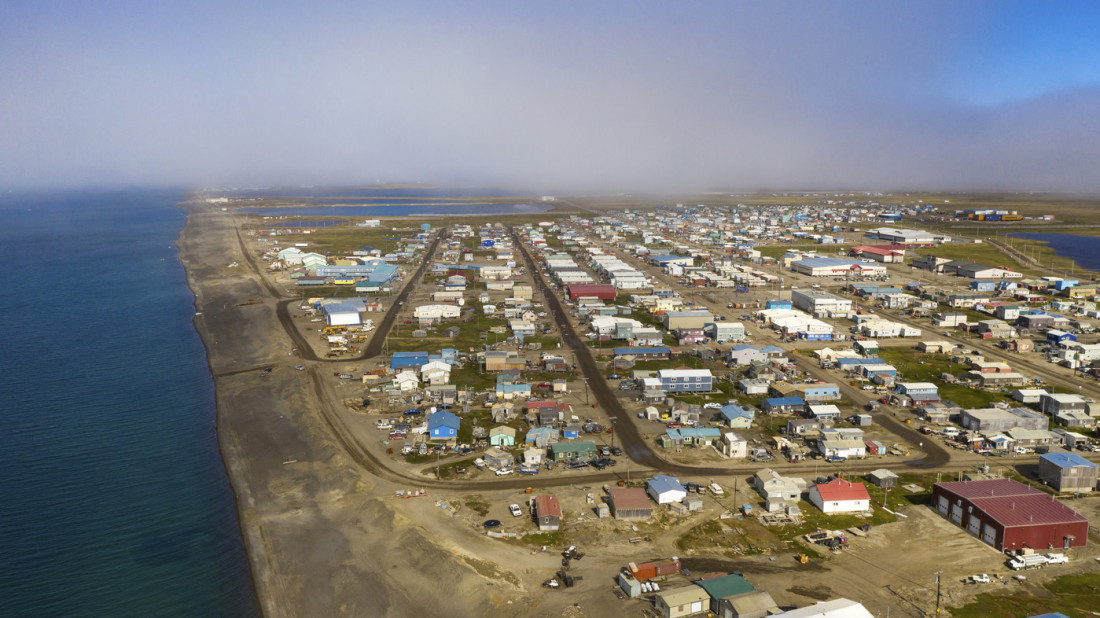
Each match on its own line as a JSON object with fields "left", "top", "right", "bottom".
{"left": 721, "top": 432, "right": 748, "bottom": 458}
{"left": 809, "top": 479, "right": 871, "bottom": 514}
{"left": 420, "top": 360, "right": 452, "bottom": 386}
{"left": 393, "top": 370, "right": 420, "bottom": 391}
{"left": 646, "top": 475, "right": 687, "bottom": 504}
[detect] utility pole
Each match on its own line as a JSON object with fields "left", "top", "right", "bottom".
{"left": 935, "top": 571, "right": 942, "bottom": 615}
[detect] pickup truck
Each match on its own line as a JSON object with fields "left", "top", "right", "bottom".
{"left": 1045, "top": 553, "right": 1068, "bottom": 565}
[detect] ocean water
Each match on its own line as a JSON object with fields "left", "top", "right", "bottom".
{"left": 1007, "top": 232, "right": 1100, "bottom": 271}
{"left": 0, "top": 190, "right": 257, "bottom": 617}
{"left": 247, "top": 202, "right": 551, "bottom": 218}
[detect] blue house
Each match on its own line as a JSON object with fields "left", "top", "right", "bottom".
{"left": 765, "top": 300, "right": 792, "bottom": 310}
{"left": 440, "top": 348, "right": 459, "bottom": 365}
{"left": 1053, "top": 279, "right": 1078, "bottom": 291}
{"left": 762, "top": 397, "right": 805, "bottom": 415}
{"left": 427, "top": 410, "right": 460, "bottom": 440}
{"left": 970, "top": 280, "right": 996, "bottom": 292}
{"left": 719, "top": 405, "right": 755, "bottom": 428}
{"left": 800, "top": 384, "right": 841, "bottom": 401}
{"left": 392, "top": 351, "right": 429, "bottom": 370}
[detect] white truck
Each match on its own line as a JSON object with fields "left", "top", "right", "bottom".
{"left": 1008, "top": 554, "right": 1049, "bottom": 570}
{"left": 1045, "top": 553, "right": 1069, "bottom": 565}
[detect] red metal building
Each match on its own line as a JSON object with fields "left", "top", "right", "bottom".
{"left": 567, "top": 284, "right": 617, "bottom": 301}
{"left": 932, "top": 479, "right": 1088, "bottom": 551}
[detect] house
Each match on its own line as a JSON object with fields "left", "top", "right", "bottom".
{"left": 658, "top": 368, "right": 713, "bottom": 392}
{"left": 524, "top": 427, "right": 559, "bottom": 447}
{"left": 728, "top": 344, "right": 767, "bottom": 366}
{"left": 608, "top": 487, "right": 652, "bottom": 519}
{"left": 654, "top": 585, "right": 712, "bottom": 618}
{"left": 777, "top": 599, "right": 875, "bottom": 618}
{"left": 427, "top": 410, "right": 460, "bottom": 440}
{"left": 807, "top": 404, "right": 841, "bottom": 426}
{"left": 534, "top": 494, "right": 563, "bottom": 530}
{"left": 717, "top": 591, "right": 780, "bottom": 618}
{"left": 647, "top": 475, "right": 688, "bottom": 504}
{"left": 484, "top": 351, "right": 526, "bottom": 371}
{"left": 787, "top": 418, "right": 822, "bottom": 438}
{"left": 753, "top": 468, "right": 806, "bottom": 510}
{"left": 818, "top": 429, "right": 867, "bottom": 459}
{"left": 488, "top": 426, "right": 516, "bottom": 447}
{"left": 393, "top": 370, "right": 420, "bottom": 392}
{"left": 720, "top": 432, "right": 748, "bottom": 458}
{"left": 762, "top": 397, "right": 805, "bottom": 415}
{"left": 549, "top": 440, "right": 598, "bottom": 463}
{"left": 719, "top": 405, "right": 754, "bottom": 429}
{"left": 692, "top": 574, "right": 757, "bottom": 617}
{"left": 1038, "top": 453, "right": 1099, "bottom": 493}
{"left": 482, "top": 446, "right": 514, "bottom": 470}
{"left": 809, "top": 479, "right": 871, "bottom": 513}
{"left": 419, "top": 360, "right": 452, "bottom": 385}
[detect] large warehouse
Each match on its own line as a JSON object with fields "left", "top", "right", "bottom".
{"left": 790, "top": 258, "right": 887, "bottom": 277}
{"left": 932, "top": 478, "right": 1089, "bottom": 551}
{"left": 567, "top": 284, "right": 617, "bottom": 300}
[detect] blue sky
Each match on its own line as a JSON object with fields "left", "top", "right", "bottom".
{"left": 2, "top": 1, "right": 1099, "bottom": 192}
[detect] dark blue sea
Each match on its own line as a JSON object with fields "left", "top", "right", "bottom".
{"left": 1008, "top": 232, "right": 1100, "bottom": 271}
{"left": 246, "top": 203, "right": 551, "bottom": 218}
{"left": 0, "top": 190, "right": 257, "bottom": 617}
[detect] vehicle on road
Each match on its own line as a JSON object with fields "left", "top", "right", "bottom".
{"left": 825, "top": 456, "right": 847, "bottom": 463}
{"left": 495, "top": 468, "right": 514, "bottom": 476}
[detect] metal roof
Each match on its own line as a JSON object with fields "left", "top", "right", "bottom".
{"left": 1040, "top": 452, "right": 1098, "bottom": 469}
{"left": 971, "top": 493, "right": 1089, "bottom": 528}
{"left": 694, "top": 573, "right": 755, "bottom": 600}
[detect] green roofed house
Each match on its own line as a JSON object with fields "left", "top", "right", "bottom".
{"left": 549, "top": 440, "right": 598, "bottom": 463}
{"left": 693, "top": 574, "right": 758, "bottom": 617}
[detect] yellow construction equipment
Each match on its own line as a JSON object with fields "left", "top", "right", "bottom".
{"left": 797, "top": 554, "right": 809, "bottom": 564}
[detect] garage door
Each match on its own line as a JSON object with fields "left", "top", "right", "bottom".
{"left": 950, "top": 503, "right": 963, "bottom": 524}
{"left": 968, "top": 516, "right": 981, "bottom": 536}
{"left": 982, "top": 523, "right": 997, "bottom": 546}
{"left": 690, "top": 601, "right": 705, "bottom": 613}
{"left": 937, "top": 496, "right": 949, "bottom": 515}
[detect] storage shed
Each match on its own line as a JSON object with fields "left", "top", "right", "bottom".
{"left": 867, "top": 468, "right": 898, "bottom": 488}
{"left": 608, "top": 487, "right": 652, "bottom": 520}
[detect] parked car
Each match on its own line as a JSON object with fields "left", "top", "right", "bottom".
{"left": 495, "top": 468, "right": 514, "bottom": 476}
{"left": 509, "top": 504, "right": 523, "bottom": 517}
{"left": 825, "top": 456, "right": 847, "bottom": 463}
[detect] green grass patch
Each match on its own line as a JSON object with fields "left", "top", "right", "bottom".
{"left": 463, "top": 495, "right": 491, "bottom": 517}
{"left": 875, "top": 347, "right": 1011, "bottom": 408}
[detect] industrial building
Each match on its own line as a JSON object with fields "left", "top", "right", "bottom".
{"left": 1038, "top": 453, "right": 1099, "bottom": 493}
{"left": 566, "top": 284, "right": 617, "bottom": 300}
{"left": 791, "top": 289, "right": 852, "bottom": 315}
{"left": 932, "top": 478, "right": 1089, "bottom": 551}
{"left": 790, "top": 257, "right": 887, "bottom": 277}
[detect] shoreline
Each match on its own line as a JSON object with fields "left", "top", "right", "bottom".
{"left": 175, "top": 199, "right": 534, "bottom": 617}
{"left": 176, "top": 200, "right": 270, "bottom": 616}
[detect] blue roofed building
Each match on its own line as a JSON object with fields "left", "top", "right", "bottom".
{"left": 719, "top": 405, "right": 755, "bottom": 429}
{"left": 391, "top": 351, "right": 429, "bottom": 370}
{"left": 762, "top": 397, "right": 805, "bottom": 415}
{"left": 427, "top": 410, "right": 460, "bottom": 440}
{"left": 1038, "top": 452, "right": 1099, "bottom": 493}
{"left": 647, "top": 475, "right": 687, "bottom": 504}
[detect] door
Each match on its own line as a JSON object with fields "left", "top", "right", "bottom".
{"left": 982, "top": 523, "right": 997, "bottom": 546}
{"left": 950, "top": 503, "right": 963, "bottom": 524}
{"left": 967, "top": 516, "right": 981, "bottom": 537}
{"left": 937, "top": 496, "right": 949, "bottom": 515}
